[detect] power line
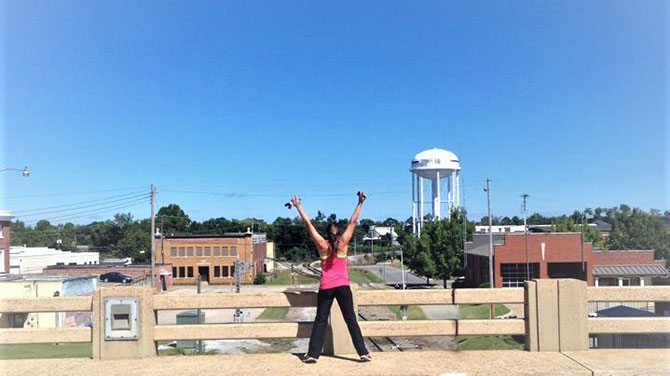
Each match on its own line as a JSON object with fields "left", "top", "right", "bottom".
{"left": 21, "top": 197, "right": 150, "bottom": 224}
{"left": 160, "top": 189, "right": 408, "bottom": 197}
{"left": 5, "top": 186, "right": 146, "bottom": 199}
{"left": 13, "top": 192, "right": 147, "bottom": 216}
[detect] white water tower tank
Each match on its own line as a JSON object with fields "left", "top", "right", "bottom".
{"left": 410, "top": 148, "right": 461, "bottom": 235}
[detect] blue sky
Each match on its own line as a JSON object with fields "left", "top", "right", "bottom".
{"left": 1, "top": 1, "right": 668, "bottom": 225}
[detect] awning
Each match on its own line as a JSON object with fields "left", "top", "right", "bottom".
{"left": 592, "top": 264, "right": 668, "bottom": 277}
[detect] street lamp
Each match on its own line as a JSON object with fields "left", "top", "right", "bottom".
{"left": 0, "top": 166, "right": 30, "bottom": 177}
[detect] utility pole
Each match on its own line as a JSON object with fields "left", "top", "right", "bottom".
{"left": 484, "top": 179, "right": 493, "bottom": 289}
{"left": 150, "top": 184, "right": 156, "bottom": 289}
{"left": 522, "top": 193, "right": 530, "bottom": 282}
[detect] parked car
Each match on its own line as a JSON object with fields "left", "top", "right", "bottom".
{"left": 451, "top": 276, "right": 468, "bottom": 289}
{"left": 99, "top": 272, "right": 133, "bottom": 283}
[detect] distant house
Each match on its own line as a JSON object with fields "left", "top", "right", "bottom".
{"left": 362, "top": 226, "right": 399, "bottom": 245}
{"left": 591, "top": 219, "right": 612, "bottom": 239}
{"left": 589, "top": 305, "right": 670, "bottom": 349}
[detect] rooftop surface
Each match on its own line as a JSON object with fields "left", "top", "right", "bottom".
{"left": 1, "top": 349, "right": 668, "bottom": 376}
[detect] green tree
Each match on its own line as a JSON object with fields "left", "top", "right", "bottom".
{"left": 403, "top": 234, "right": 435, "bottom": 284}
{"left": 157, "top": 204, "right": 191, "bottom": 234}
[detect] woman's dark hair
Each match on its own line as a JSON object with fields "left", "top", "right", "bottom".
{"left": 325, "top": 222, "right": 341, "bottom": 254}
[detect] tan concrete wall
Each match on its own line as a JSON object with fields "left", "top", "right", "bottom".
{"left": 93, "top": 287, "right": 156, "bottom": 360}
{"left": 0, "top": 281, "right": 63, "bottom": 329}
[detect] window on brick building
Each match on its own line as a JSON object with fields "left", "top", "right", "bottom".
{"left": 178, "top": 247, "right": 185, "bottom": 257}
{"left": 187, "top": 266, "right": 194, "bottom": 278}
{"left": 214, "top": 266, "right": 220, "bottom": 277}
{"left": 222, "top": 246, "right": 229, "bottom": 257}
{"left": 187, "top": 247, "right": 194, "bottom": 257}
{"left": 230, "top": 246, "right": 237, "bottom": 257}
{"left": 222, "top": 265, "right": 229, "bottom": 277}
{"left": 204, "top": 247, "right": 211, "bottom": 256}
{"left": 172, "top": 267, "right": 177, "bottom": 278}
{"left": 170, "top": 247, "right": 177, "bottom": 257}
{"left": 214, "top": 247, "right": 220, "bottom": 256}
{"left": 179, "top": 266, "right": 185, "bottom": 278}
{"left": 196, "top": 247, "right": 203, "bottom": 256}
{"left": 501, "top": 263, "right": 540, "bottom": 287}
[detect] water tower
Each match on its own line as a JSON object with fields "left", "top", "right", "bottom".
{"left": 410, "top": 148, "right": 461, "bottom": 235}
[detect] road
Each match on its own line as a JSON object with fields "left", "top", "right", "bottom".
{"left": 352, "top": 264, "right": 428, "bottom": 286}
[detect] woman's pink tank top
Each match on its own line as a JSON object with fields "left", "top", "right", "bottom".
{"left": 320, "top": 253, "right": 349, "bottom": 290}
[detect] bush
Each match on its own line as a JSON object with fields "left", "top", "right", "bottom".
{"left": 253, "top": 273, "right": 267, "bottom": 285}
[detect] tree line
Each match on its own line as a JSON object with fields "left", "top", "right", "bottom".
{"left": 10, "top": 204, "right": 670, "bottom": 283}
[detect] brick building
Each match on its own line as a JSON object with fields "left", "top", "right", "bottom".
{"left": 158, "top": 232, "right": 267, "bottom": 285}
{"left": 465, "top": 232, "right": 668, "bottom": 288}
{"left": 0, "top": 212, "right": 11, "bottom": 278}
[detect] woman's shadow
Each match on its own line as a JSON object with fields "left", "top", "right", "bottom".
{"left": 293, "top": 352, "right": 363, "bottom": 363}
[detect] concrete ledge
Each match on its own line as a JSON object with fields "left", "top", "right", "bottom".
{"left": 564, "top": 349, "right": 670, "bottom": 376}
{"left": 0, "top": 327, "right": 91, "bottom": 344}
{"left": 0, "top": 297, "right": 92, "bottom": 313}
{"left": 587, "top": 286, "right": 670, "bottom": 302}
{"left": 588, "top": 317, "right": 670, "bottom": 334}
{"left": 153, "top": 291, "right": 317, "bottom": 310}
{"left": 154, "top": 322, "right": 314, "bottom": 340}
{"left": 458, "top": 319, "right": 525, "bottom": 335}
{"left": 454, "top": 288, "right": 525, "bottom": 304}
{"left": 357, "top": 289, "right": 453, "bottom": 306}
{"left": 0, "top": 350, "right": 591, "bottom": 376}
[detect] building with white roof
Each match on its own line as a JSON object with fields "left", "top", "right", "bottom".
{"left": 9, "top": 245, "right": 99, "bottom": 275}
{"left": 362, "top": 226, "right": 399, "bottom": 245}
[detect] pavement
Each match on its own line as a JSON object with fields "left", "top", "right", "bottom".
{"left": 354, "top": 264, "right": 427, "bottom": 286}
{"left": 2, "top": 350, "right": 668, "bottom": 376}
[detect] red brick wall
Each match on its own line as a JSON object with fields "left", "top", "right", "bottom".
{"left": 1, "top": 220, "right": 10, "bottom": 275}
{"left": 592, "top": 250, "right": 656, "bottom": 265}
{"left": 493, "top": 233, "right": 594, "bottom": 287}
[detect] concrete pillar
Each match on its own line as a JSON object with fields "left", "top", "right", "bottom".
{"left": 618, "top": 277, "right": 623, "bottom": 286}
{"left": 595, "top": 277, "right": 599, "bottom": 287}
{"left": 640, "top": 277, "right": 644, "bottom": 286}
{"left": 525, "top": 279, "right": 588, "bottom": 352}
{"left": 93, "top": 287, "right": 156, "bottom": 360}
{"left": 323, "top": 285, "right": 358, "bottom": 355}
{"left": 556, "top": 279, "right": 589, "bottom": 351}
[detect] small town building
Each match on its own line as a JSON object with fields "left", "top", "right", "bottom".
{"left": 158, "top": 232, "right": 267, "bottom": 285}
{"left": 9, "top": 245, "right": 100, "bottom": 275}
{"left": 0, "top": 211, "right": 11, "bottom": 277}
{"left": 465, "top": 232, "right": 668, "bottom": 288}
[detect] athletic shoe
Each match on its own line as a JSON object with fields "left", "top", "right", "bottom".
{"left": 360, "top": 354, "right": 372, "bottom": 362}
{"left": 302, "top": 354, "right": 317, "bottom": 364}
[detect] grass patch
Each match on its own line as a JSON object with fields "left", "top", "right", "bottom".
{"left": 388, "top": 305, "right": 426, "bottom": 320}
{"left": 459, "top": 304, "right": 509, "bottom": 319}
{"left": 455, "top": 335, "right": 524, "bottom": 350}
{"left": 348, "top": 268, "right": 382, "bottom": 284}
{"left": 264, "top": 270, "right": 317, "bottom": 285}
{"left": 0, "top": 343, "right": 91, "bottom": 359}
{"left": 257, "top": 307, "right": 289, "bottom": 320}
